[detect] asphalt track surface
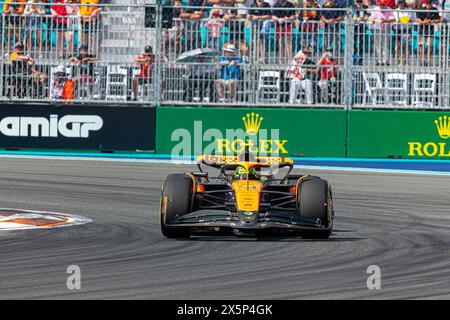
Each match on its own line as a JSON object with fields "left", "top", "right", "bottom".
{"left": 0, "top": 157, "right": 450, "bottom": 299}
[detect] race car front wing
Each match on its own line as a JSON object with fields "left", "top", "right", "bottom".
{"left": 166, "top": 210, "right": 329, "bottom": 231}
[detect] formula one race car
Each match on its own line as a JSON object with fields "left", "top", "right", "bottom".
{"left": 160, "top": 151, "right": 334, "bottom": 239}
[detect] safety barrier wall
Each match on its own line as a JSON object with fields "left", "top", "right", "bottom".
{"left": 0, "top": 103, "right": 156, "bottom": 150}
{"left": 156, "top": 106, "right": 347, "bottom": 157}
{"left": 1, "top": 104, "right": 449, "bottom": 159}
{"left": 347, "top": 110, "right": 450, "bottom": 159}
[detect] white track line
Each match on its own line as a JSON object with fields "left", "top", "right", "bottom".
{"left": 1, "top": 154, "right": 450, "bottom": 176}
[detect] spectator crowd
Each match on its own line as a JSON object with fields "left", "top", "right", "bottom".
{"left": 1, "top": 0, "right": 450, "bottom": 104}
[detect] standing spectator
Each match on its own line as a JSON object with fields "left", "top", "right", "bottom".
{"left": 161, "top": 0, "right": 180, "bottom": 59}
{"left": 207, "top": 9, "right": 224, "bottom": 50}
{"left": 320, "top": 0, "right": 345, "bottom": 56}
{"left": 24, "top": 0, "right": 45, "bottom": 57}
{"left": 272, "top": 0, "right": 296, "bottom": 63}
{"left": 186, "top": 0, "right": 207, "bottom": 19}
{"left": 66, "top": 0, "right": 79, "bottom": 58}
{"left": 51, "top": 0, "right": 70, "bottom": 59}
{"left": 317, "top": 48, "right": 339, "bottom": 104}
{"left": 353, "top": 0, "right": 369, "bottom": 62}
{"left": 376, "top": 0, "right": 395, "bottom": 8}
{"left": 179, "top": 0, "right": 205, "bottom": 51}
{"left": 417, "top": 0, "right": 442, "bottom": 66}
{"left": 439, "top": 0, "right": 450, "bottom": 60}
{"left": 301, "top": 0, "right": 321, "bottom": 49}
{"left": 247, "top": 0, "right": 272, "bottom": 63}
{"left": 51, "top": 64, "right": 74, "bottom": 100}
{"left": 394, "top": 0, "right": 415, "bottom": 65}
{"left": 0, "top": 1, "right": 4, "bottom": 48}
{"left": 3, "top": 0, "right": 27, "bottom": 53}
{"left": 368, "top": 0, "right": 396, "bottom": 65}
{"left": 132, "top": 45, "right": 155, "bottom": 101}
{"left": 215, "top": 43, "right": 242, "bottom": 102}
{"left": 223, "top": 0, "right": 248, "bottom": 47}
{"left": 79, "top": 0, "right": 102, "bottom": 53}
{"left": 287, "top": 50, "right": 313, "bottom": 104}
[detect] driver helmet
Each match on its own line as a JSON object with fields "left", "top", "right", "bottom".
{"left": 248, "top": 167, "right": 260, "bottom": 180}
{"left": 234, "top": 167, "right": 247, "bottom": 180}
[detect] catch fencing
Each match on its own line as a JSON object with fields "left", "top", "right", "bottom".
{"left": 1, "top": 3, "right": 450, "bottom": 109}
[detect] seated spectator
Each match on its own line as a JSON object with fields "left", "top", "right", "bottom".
{"left": 132, "top": 45, "right": 167, "bottom": 101}
{"left": 417, "top": 0, "right": 442, "bottom": 66}
{"left": 368, "top": 0, "right": 395, "bottom": 65}
{"left": 317, "top": 48, "right": 339, "bottom": 104}
{"left": 271, "top": 0, "right": 296, "bottom": 63}
{"left": 8, "top": 41, "right": 47, "bottom": 98}
{"left": 69, "top": 45, "right": 99, "bottom": 94}
{"left": 79, "top": 0, "right": 102, "bottom": 53}
{"left": 3, "top": 0, "right": 27, "bottom": 52}
{"left": 215, "top": 43, "right": 242, "bottom": 103}
{"left": 183, "top": 55, "right": 216, "bottom": 103}
{"left": 51, "top": 64, "right": 74, "bottom": 100}
{"left": 287, "top": 49, "right": 313, "bottom": 104}
{"left": 320, "top": 0, "right": 345, "bottom": 56}
{"left": 394, "top": 0, "right": 415, "bottom": 65}
{"left": 247, "top": 0, "right": 272, "bottom": 63}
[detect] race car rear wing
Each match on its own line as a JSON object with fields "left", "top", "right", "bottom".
{"left": 196, "top": 154, "right": 294, "bottom": 168}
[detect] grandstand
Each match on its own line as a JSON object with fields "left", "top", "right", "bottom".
{"left": 0, "top": 0, "right": 449, "bottom": 108}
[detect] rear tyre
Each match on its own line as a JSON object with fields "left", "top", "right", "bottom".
{"left": 160, "top": 174, "right": 193, "bottom": 238}
{"left": 297, "top": 178, "right": 332, "bottom": 239}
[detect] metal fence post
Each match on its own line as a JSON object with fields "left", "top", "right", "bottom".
{"left": 154, "top": 1, "right": 163, "bottom": 107}
{"left": 343, "top": 8, "right": 354, "bottom": 110}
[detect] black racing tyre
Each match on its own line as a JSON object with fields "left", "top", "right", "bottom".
{"left": 297, "top": 178, "right": 332, "bottom": 239}
{"left": 160, "top": 174, "right": 193, "bottom": 238}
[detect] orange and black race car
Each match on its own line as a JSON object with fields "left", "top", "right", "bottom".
{"left": 160, "top": 151, "right": 334, "bottom": 239}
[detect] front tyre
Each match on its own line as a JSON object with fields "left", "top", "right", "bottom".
{"left": 297, "top": 178, "right": 333, "bottom": 239}
{"left": 160, "top": 174, "right": 193, "bottom": 238}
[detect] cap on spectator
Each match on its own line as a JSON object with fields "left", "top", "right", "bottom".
{"left": 303, "top": 47, "right": 312, "bottom": 54}
{"left": 55, "top": 64, "right": 67, "bottom": 74}
{"left": 79, "top": 45, "right": 88, "bottom": 51}
{"left": 379, "top": 0, "right": 388, "bottom": 5}
{"left": 145, "top": 45, "right": 153, "bottom": 54}
{"left": 14, "top": 41, "right": 24, "bottom": 49}
{"left": 224, "top": 44, "right": 235, "bottom": 53}
{"left": 398, "top": 0, "right": 405, "bottom": 3}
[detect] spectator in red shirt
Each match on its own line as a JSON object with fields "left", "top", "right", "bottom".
{"left": 317, "top": 49, "right": 339, "bottom": 104}
{"left": 132, "top": 45, "right": 167, "bottom": 101}
{"left": 51, "top": 0, "right": 70, "bottom": 59}
{"left": 376, "top": 0, "right": 395, "bottom": 8}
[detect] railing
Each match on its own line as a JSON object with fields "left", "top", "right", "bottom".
{"left": 1, "top": 3, "right": 450, "bottom": 109}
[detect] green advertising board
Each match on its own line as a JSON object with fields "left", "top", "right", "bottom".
{"left": 348, "top": 110, "right": 450, "bottom": 159}
{"left": 156, "top": 107, "right": 347, "bottom": 157}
